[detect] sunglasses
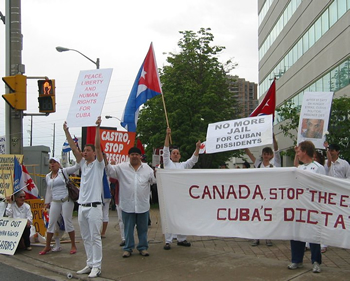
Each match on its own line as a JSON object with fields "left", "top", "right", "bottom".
{"left": 18, "top": 196, "right": 26, "bottom": 198}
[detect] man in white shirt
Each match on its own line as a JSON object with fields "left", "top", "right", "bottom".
{"left": 288, "top": 140, "right": 325, "bottom": 274}
{"left": 163, "top": 127, "right": 201, "bottom": 250}
{"left": 324, "top": 142, "right": 350, "bottom": 179}
{"left": 105, "top": 147, "right": 156, "bottom": 258}
{"left": 64, "top": 117, "right": 104, "bottom": 278}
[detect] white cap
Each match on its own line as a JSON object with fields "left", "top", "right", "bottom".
{"left": 49, "top": 157, "right": 60, "bottom": 164}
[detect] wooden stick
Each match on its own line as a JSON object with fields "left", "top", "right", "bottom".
{"left": 161, "top": 93, "right": 172, "bottom": 144}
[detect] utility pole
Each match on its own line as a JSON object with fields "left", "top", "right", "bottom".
{"left": 52, "top": 123, "right": 55, "bottom": 157}
{"left": 5, "top": 0, "right": 24, "bottom": 154}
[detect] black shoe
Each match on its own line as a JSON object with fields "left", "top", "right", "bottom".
{"left": 177, "top": 240, "right": 191, "bottom": 247}
{"left": 251, "top": 239, "right": 260, "bottom": 246}
{"left": 119, "top": 240, "right": 125, "bottom": 247}
{"left": 163, "top": 243, "right": 171, "bottom": 250}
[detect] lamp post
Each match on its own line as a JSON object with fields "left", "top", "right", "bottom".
{"left": 56, "top": 46, "right": 100, "bottom": 69}
{"left": 105, "top": 115, "right": 122, "bottom": 122}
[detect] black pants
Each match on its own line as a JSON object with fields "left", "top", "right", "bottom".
{"left": 22, "top": 226, "right": 31, "bottom": 248}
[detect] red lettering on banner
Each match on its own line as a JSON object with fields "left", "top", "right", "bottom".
{"left": 310, "top": 190, "right": 337, "bottom": 205}
{"left": 189, "top": 185, "right": 199, "bottom": 199}
{"left": 216, "top": 208, "right": 272, "bottom": 221}
{"left": 340, "top": 195, "right": 349, "bottom": 207}
{"left": 269, "top": 188, "right": 303, "bottom": 200}
{"left": 307, "top": 209, "right": 318, "bottom": 224}
{"left": 334, "top": 215, "right": 346, "bottom": 229}
{"left": 239, "top": 185, "right": 250, "bottom": 199}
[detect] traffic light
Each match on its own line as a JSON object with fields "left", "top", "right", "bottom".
{"left": 2, "top": 74, "right": 27, "bottom": 110}
{"left": 38, "top": 79, "right": 56, "bottom": 113}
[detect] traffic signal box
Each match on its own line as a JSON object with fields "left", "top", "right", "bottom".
{"left": 38, "top": 79, "right": 56, "bottom": 113}
{"left": 2, "top": 74, "right": 27, "bottom": 110}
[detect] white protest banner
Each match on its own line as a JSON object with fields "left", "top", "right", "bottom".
{"left": 66, "top": 68, "right": 113, "bottom": 127}
{"left": 205, "top": 115, "right": 273, "bottom": 154}
{"left": 0, "top": 218, "right": 27, "bottom": 255}
{"left": 157, "top": 168, "right": 350, "bottom": 249}
{"left": 297, "top": 92, "right": 333, "bottom": 148}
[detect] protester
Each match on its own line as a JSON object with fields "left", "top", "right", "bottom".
{"left": 324, "top": 142, "right": 350, "bottom": 179}
{"left": 39, "top": 157, "right": 80, "bottom": 255}
{"left": 288, "top": 140, "right": 324, "bottom": 273}
{"left": 244, "top": 133, "right": 280, "bottom": 246}
{"left": 163, "top": 127, "right": 201, "bottom": 250}
{"left": 105, "top": 147, "right": 156, "bottom": 258}
{"left": 64, "top": 117, "right": 104, "bottom": 278}
{"left": 110, "top": 174, "right": 125, "bottom": 246}
{"left": 6, "top": 190, "right": 33, "bottom": 251}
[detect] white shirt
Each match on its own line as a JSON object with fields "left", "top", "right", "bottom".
{"left": 78, "top": 158, "right": 105, "bottom": 204}
{"left": 6, "top": 202, "right": 33, "bottom": 224}
{"left": 254, "top": 150, "right": 281, "bottom": 168}
{"left": 324, "top": 158, "right": 350, "bottom": 179}
{"left": 45, "top": 164, "right": 80, "bottom": 203}
{"left": 105, "top": 162, "right": 156, "bottom": 213}
{"left": 163, "top": 146, "right": 198, "bottom": 169}
{"left": 298, "top": 161, "right": 326, "bottom": 175}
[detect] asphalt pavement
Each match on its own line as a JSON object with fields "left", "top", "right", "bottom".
{"left": 0, "top": 207, "right": 350, "bottom": 281}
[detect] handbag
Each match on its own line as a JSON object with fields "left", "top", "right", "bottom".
{"left": 61, "top": 168, "right": 79, "bottom": 201}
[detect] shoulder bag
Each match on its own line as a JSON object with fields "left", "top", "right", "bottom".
{"left": 60, "top": 168, "right": 79, "bottom": 201}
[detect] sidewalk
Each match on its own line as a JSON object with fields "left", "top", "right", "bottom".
{"left": 1, "top": 207, "right": 350, "bottom": 280}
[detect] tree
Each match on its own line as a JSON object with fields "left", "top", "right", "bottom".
{"left": 276, "top": 96, "right": 350, "bottom": 161}
{"left": 137, "top": 28, "right": 241, "bottom": 168}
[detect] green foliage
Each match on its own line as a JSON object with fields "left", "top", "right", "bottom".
{"left": 137, "top": 28, "right": 241, "bottom": 168}
{"left": 276, "top": 96, "right": 350, "bottom": 161}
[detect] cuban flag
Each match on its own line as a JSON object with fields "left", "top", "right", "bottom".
{"left": 249, "top": 79, "right": 276, "bottom": 119}
{"left": 62, "top": 136, "right": 79, "bottom": 153}
{"left": 121, "top": 43, "right": 162, "bottom": 132}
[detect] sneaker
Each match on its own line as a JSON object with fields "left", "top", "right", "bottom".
{"left": 163, "top": 243, "right": 171, "bottom": 250}
{"left": 77, "top": 266, "right": 92, "bottom": 274}
{"left": 119, "top": 240, "right": 125, "bottom": 247}
{"left": 52, "top": 246, "right": 61, "bottom": 252}
{"left": 139, "top": 250, "right": 150, "bottom": 256}
{"left": 266, "top": 240, "right": 273, "bottom": 246}
{"left": 251, "top": 239, "right": 260, "bottom": 246}
{"left": 177, "top": 240, "right": 191, "bottom": 247}
{"left": 288, "top": 263, "right": 303, "bottom": 270}
{"left": 312, "top": 262, "right": 321, "bottom": 273}
{"left": 88, "top": 267, "right": 101, "bottom": 278}
{"left": 122, "top": 251, "right": 131, "bottom": 258}
{"left": 26, "top": 247, "right": 32, "bottom": 251}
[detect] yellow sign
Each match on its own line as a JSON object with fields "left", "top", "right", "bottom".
{"left": 0, "top": 155, "right": 24, "bottom": 197}
{"left": 27, "top": 199, "right": 46, "bottom": 237}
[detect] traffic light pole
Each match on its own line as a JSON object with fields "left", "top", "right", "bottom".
{"left": 5, "top": 0, "right": 24, "bottom": 154}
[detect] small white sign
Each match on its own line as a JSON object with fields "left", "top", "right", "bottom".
{"left": 0, "top": 218, "right": 27, "bottom": 255}
{"left": 297, "top": 92, "right": 333, "bottom": 148}
{"left": 66, "top": 68, "right": 113, "bottom": 127}
{"left": 205, "top": 115, "right": 273, "bottom": 154}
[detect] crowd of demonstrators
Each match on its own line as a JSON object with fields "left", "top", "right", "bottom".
{"left": 39, "top": 158, "right": 80, "bottom": 255}
{"left": 288, "top": 141, "right": 324, "bottom": 273}
{"left": 105, "top": 147, "right": 156, "bottom": 258}
{"left": 64, "top": 117, "right": 105, "bottom": 278}
{"left": 244, "top": 133, "right": 280, "bottom": 247}
{"left": 6, "top": 190, "right": 33, "bottom": 251}
{"left": 162, "top": 127, "right": 201, "bottom": 251}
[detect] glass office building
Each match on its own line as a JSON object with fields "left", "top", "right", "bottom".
{"left": 258, "top": 0, "right": 350, "bottom": 164}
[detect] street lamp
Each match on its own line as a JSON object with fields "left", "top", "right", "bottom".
{"left": 56, "top": 46, "right": 100, "bottom": 69}
{"left": 105, "top": 115, "right": 122, "bottom": 122}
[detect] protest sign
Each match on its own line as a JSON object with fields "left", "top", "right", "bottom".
{"left": 66, "top": 68, "right": 113, "bottom": 127}
{"left": 100, "top": 129, "right": 136, "bottom": 164}
{"left": 205, "top": 115, "right": 273, "bottom": 153}
{"left": 297, "top": 92, "right": 333, "bottom": 148}
{"left": 0, "top": 155, "right": 24, "bottom": 197}
{"left": 157, "top": 168, "right": 350, "bottom": 249}
{"left": 0, "top": 218, "right": 26, "bottom": 255}
{"left": 27, "top": 199, "right": 46, "bottom": 237}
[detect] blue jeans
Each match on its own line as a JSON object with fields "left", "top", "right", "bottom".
{"left": 290, "top": 240, "right": 322, "bottom": 264}
{"left": 122, "top": 210, "right": 149, "bottom": 252}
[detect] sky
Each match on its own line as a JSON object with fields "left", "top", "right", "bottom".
{"left": 0, "top": 0, "right": 258, "bottom": 157}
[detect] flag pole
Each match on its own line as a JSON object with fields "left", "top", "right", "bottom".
{"left": 160, "top": 93, "right": 172, "bottom": 144}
